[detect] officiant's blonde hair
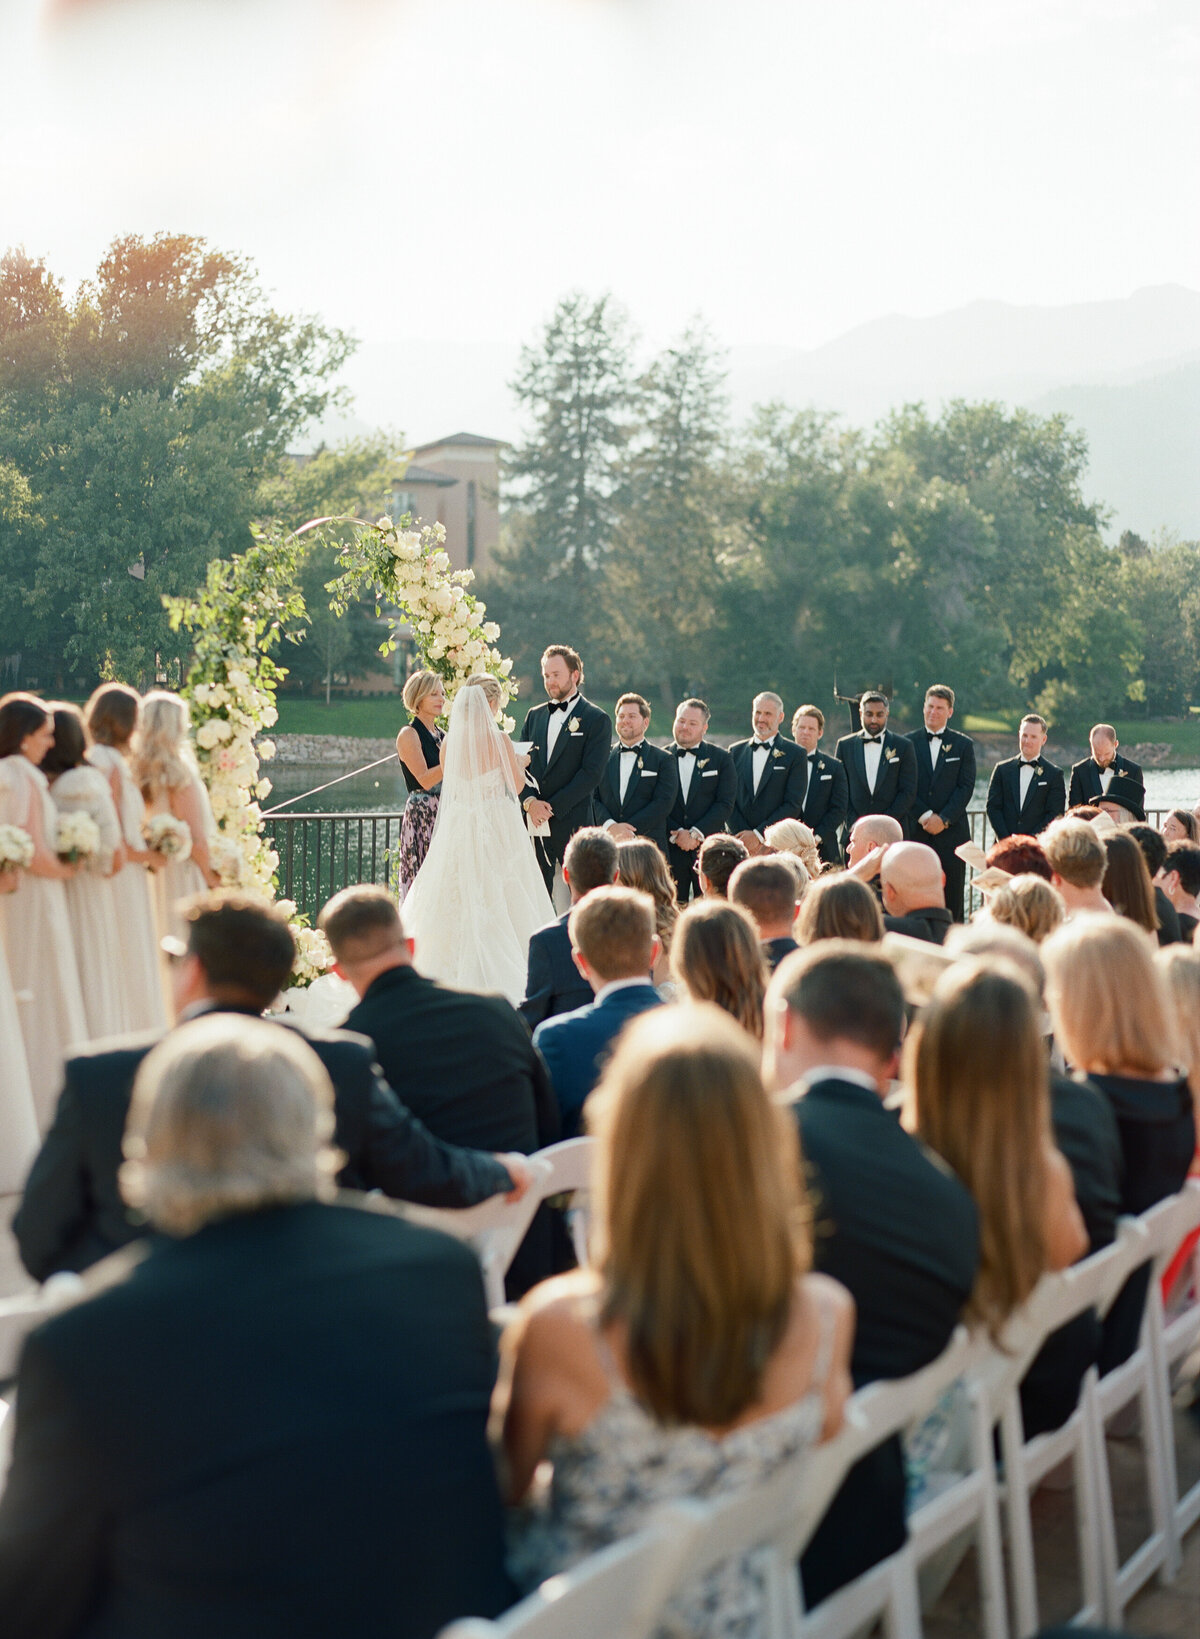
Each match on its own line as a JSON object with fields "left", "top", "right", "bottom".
{"left": 401, "top": 669, "right": 441, "bottom": 715}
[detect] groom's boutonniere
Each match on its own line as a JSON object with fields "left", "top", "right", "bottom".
{"left": 1034, "top": 765, "right": 1043, "bottom": 778}
{"left": 568, "top": 716, "right": 580, "bottom": 734}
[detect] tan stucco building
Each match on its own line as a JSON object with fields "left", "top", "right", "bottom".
{"left": 391, "top": 432, "right": 504, "bottom": 575}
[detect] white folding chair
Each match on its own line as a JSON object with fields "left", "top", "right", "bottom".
{"left": 437, "top": 1513, "right": 700, "bottom": 1639}
{"left": 0, "top": 1272, "right": 85, "bottom": 1379}
{"left": 796, "top": 1327, "right": 999, "bottom": 1639}
{"left": 400, "top": 1157, "right": 554, "bottom": 1308}
{"left": 1149, "top": 1181, "right": 1200, "bottom": 1543}
{"left": 997, "top": 1219, "right": 1151, "bottom": 1638}
{"left": 532, "top": 1137, "right": 594, "bottom": 1267}
{"left": 1089, "top": 1190, "right": 1193, "bottom": 1624}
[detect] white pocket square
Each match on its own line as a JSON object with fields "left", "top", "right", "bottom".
{"left": 944, "top": 756, "right": 960, "bottom": 763}
{"left": 642, "top": 769, "right": 657, "bottom": 778}
{"left": 701, "top": 769, "right": 718, "bottom": 777}
{"left": 820, "top": 773, "right": 833, "bottom": 781}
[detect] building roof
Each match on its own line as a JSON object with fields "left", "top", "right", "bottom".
{"left": 411, "top": 431, "right": 506, "bottom": 453}
{"left": 394, "top": 463, "right": 457, "bottom": 487}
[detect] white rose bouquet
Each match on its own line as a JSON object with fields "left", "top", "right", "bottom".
{"left": 55, "top": 812, "right": 102, "bottom": 865}
{"left": 143, "top": 813, "right": 193, "bottom": 861}
{"left": 0, "top": 824, "right": 34, "bottom": 876}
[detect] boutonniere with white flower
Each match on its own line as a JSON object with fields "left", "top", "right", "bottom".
{"left": 697, "top": 757, "right": 709, "bottom": 768}
{"left": 885, "top": 749, "right": 899, "bottom": 763}
{"left": 1034, "top": 765, "right": 1043, "bottom": 778}
{"left": 569, "top": 717, "right": 580, "bottom": 734}
{"left": 637, "top": 756, "right": 644, "bottom": 769}
{"left": 773, "top": 747, "right": 784, "bottom": 759}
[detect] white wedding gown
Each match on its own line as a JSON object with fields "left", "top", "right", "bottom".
{"left": 403, "top": 685, "right": 553, "bottom": 1005}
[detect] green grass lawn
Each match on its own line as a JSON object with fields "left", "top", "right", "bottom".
{"left": 274, "top": 698, "right": 408, "bottom": 738}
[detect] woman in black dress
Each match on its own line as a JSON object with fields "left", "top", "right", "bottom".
{"left": 395, "top": 670, "right": 445, "bottom": 901}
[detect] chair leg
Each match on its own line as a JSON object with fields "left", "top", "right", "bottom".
{"left": 1086, "top": 1374, "right": 1122, "bottom": 1628}
{"left": 1000, "top": 1399, "right": 1039, "bottom": 1639}
{"left": 1144, "top": 1283, "right": 1183, "bottom": 1580}
{"left": 968, "top": 1388, "right": 1010, "bottom": 1639}
{"left": 1075, "top": 1370, "right": 1107, "bottom": 1627}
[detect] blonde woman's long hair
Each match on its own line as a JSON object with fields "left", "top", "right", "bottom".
{"left": 671, "top": 898, "right": 767, "bottom": 1039}
{"left": 132, "top": 691, "right": 198, "bottom": 799}
{"left": 586, "top": 1003, "right": 810, "bottom": 1427}
{"left": 617, "top": 838, "right": 679, "bottom": 955}
{"left": 1043, "top": 915, "right": 1176, "bottom": 1078}
{"left": 1157, "top": 946, "right": 1200, "bottom": 1118}
{"left": 907, "top": 960, "right": 1051, "bottom": 1335}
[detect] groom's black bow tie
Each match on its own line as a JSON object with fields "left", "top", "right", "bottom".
{"left": 620, "top": 742, "right": 644, "bottom": 753}
{"left": 547, "top": 699, "right": 573, "bottom": 714}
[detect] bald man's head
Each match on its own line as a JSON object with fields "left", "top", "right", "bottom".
{"left": 880, "top": 841, "right": 946, "bottom": 915}
{"left": 847, "top": 813, "right": 904, "bottom": 866}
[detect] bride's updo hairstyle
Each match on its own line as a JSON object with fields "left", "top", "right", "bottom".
{"left": 85, "top": 683, "right": 140, "bottom": 750}
{"left": 585, "top": 1003, "right": 810, "bottom": 1428}
{"left": 463, "top": 673, "right": 503, "bottom": 712}
{"left": 133, "top": 691, "right": 197, "bottom": 799}
{"left": 0, "top": 692, "right": 51, "bottom": 759}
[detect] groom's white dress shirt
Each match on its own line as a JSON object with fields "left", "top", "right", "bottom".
{"left": 676, "top": 749, "right": 696, "bottom": 800}
{"left": 1019, "top": 759, "right": 1037, "bottom": 807}
{"left": 545, "top": 694, "right": 580, "bottom": 760}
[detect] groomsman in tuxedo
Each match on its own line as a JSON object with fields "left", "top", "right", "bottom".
{"left": 985, "top": 713, "right": 1068, "bottom": 839}
{"left": 666, "top": 697, "right": 736, "bottom": 902}
{"left": 791, "top": 704, "right": 849, "bottom": 866}
{"left": 729, "top": 692, "right": 808, "bottom": 854}
{"left": 833, "top": 691, "right": 918, "bottom": 857}
{"left": 905, "top": 684, "right": 976, "bottom": 922}
{"left": 1068, "top": 723, "right": 1144, "bottom": 809}
{"left": 594, "top": 693, "right": 679, "bottom": 852}
{"left": 521, "top": 644, "right": 612, "bottom": 893}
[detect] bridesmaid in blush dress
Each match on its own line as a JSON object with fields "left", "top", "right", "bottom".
{"left": 0, "top": 693, "right": 88, "bottom": 1129}
{"left": 85, "top": 684, "right": 168, "bottom": 1032}
{"left": 133, "top": 691, "right": 220, "bottom": 940}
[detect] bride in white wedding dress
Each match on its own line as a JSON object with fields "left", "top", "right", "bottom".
{"left": 403, "top": 675, "right": 553, "bottom": 1004}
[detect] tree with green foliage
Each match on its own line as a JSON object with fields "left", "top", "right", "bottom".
{"left": 0, "top": 235, "right": 351, "bottom": 689}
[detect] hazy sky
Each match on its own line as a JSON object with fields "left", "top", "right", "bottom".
{"left": 1, "top": 0, "right": 1197, "bottom": 358}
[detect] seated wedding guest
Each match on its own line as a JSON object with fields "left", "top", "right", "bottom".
{"left": 986, "top": 832, "right": 1053, "bottom": 882}
{"left": 845, "top": 810, "right": 904, "bottom": 869}
{"left": 1043, "top": 915, "right": 1194, "bottom": 1370}
{"left": 1161, "top": 840, "right": 1200, "bottom": 944}
{"left": 520, "top": 827, "right": 618, "bottom": 1027}
{"left": 15, "top": 891, "right": 525, "bottom": 1282}
{"left": 1158, "top": 946, "right": 1200, "bottom": 1170}
{"left": 1042, "top": 816, "right": 1111, "bottom": 917}
{"left": 0, "top": 692, "right": 88, "bottom": 1129}
{"left": 984, "top": 873, "right": 1066, "bottom": 945}
{"left": 1068, "top": 723, "right": 1144, "bottom": 809}
{"left": 729, "top": 855, "right": 801, "bottom": 972}
{"left": 500, "top": 1004, "right": 853, "bottom": 1634}
{"left": 44, "top": 702, "right": 129, "bottom": 1040}
{"left": 394, "top": 668, "right": 445, "bottom": 902}
{"left": 697, "top": 830, "right": 748, "bottom": 896}
{"left": 1101, "top": 830, "right": 1159, "bottom": 937}
{"left": 133, "top": 690, "right": 219, "bottom": 938}
{"left": 905, "top": 958, "right": 1089, "bottom": 1441}
{"left": 880, "top": 841, "right": 952, "bottom": 944}
{"left": 795, "top": 873, "right": 885, "bottom": 946}
{"left": 790, "top": 704, "right": 849, "bottom": 865}
{"left": 85, "top": 683, "right": 168, "bottom": 1030}
{"left": 616, "top": 837, "right": 678, "bottom": 985}
{"left": 533, "top": 887, "right": 663, "bottom": 1139}
{"left": 1096, "top": 773, "right": 1147, "bottom": 826}
{"left": 764, "top": 815, "right": 823, "bottom": 881}
{"left": 671, "top": 897, "right": 767, "bottom": 1039}
{"left": 763, "top": 943, "right": 979, "bottom": 1606}
{"left": 1162, "top": 807, "right": 1200, "bottom": 844}
{"left": 0, "top": 1016, "right": 513, "bottom": 1639}
{"left": 665, "top": 697, "right": 736, "bottom": 905}
{"left": 594, "top": 693, "right": 678, "bottom": 853}
{"left": 1126, "top": 824, "right": 1183, "bottom": 946}
{"left": 986, "top": 713, "right": 1066, "bottom": 839}
{"left": 321, "top": 885, "right": 558, "bottom": 1295}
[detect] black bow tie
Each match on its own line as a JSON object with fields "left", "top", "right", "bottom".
{"left": 620, "top": 743, "right": 644, "bottom": 754}
{"left": 547, "top": 698, "right": 574, "bottom": 714}
{"left": 753, "top": 738, "right": 774, "bottom": 750}
{"left": 926, "top": 731, "right": 943, "bottom": 742}
{"left": 863, "top": 735, "right": 883, "bottom": 745}
{"left": 677, "top": 748, "right": 696, "bottom": 757}
{"left": 1020, "top": 759, "right": 1038, "bottom": 767}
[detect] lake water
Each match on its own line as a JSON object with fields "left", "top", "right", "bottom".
{"left": 264, "top": 756, "right": 1200, "bottom": 819}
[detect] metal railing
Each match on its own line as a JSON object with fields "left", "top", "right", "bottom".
{"left": 266, "top": 806, "right": 1172, "bottom": 924}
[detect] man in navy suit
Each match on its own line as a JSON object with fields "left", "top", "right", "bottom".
{"left": 985, "top": 713, "right": 1067, "bottom": 840}
{"left": 1068, "top": 723, "right": 1145, "bottom": 810}
{"left": 533, "top": 887, "right": 664, "bottom": 1138}
{"left": 728, "top": 691, "right": 808, "bottom": 854}
{"left": 764, "top": 943, "right": 979, "bottom": 1607}
{"left": 834, "top": 690, "right": 918, "bottom": 857}
{"left": 593, "top": 692, "right": 679, "bottom": 853}
{"left": 520, "top": 644, "right": 612, "bottom": 893}
{"left": 905, "top": 684, "right": 977, "bottom": 921}
{"left": 666, "top": 697, "right": 737, "bottom": 902}
{"left": 791, "top": 704, "right": 849, "bottom": 866}
{"left": 520, "top": 828, "right": 618, "bottom": 1028}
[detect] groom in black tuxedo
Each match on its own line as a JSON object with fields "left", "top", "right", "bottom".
{"left": 728, "top": 691, "right": 808, "bottom": 853}
{"left": 834, "top": 690, "right": 918, "bottom": 857}
{"left": 666, "top": 697, "right": 737, "bottom": 902}
{"left": 594, "top": 693, "right": 679, "bottom": 853}
{"left": 520, "top": 644, "right": 612, "bottom": 893}
{"left": 986, "top": 712, "right": 1067, "bottom": 839}
{"left": 905, "top": 684, "right": 977, "bottom": 922}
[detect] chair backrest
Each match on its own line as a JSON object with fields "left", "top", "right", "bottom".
{"left": 401, "top": 1157, "right": 554, "bottom": 1302}
{"left": 1138, "top": 1181, "right": 1200, "bottom": 1263}
{"left": 533, "top": 1137, "right": 594, "bottom": 1196}
{"left": 439, "top": 1514, "right": 699, "bottom": 1639}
